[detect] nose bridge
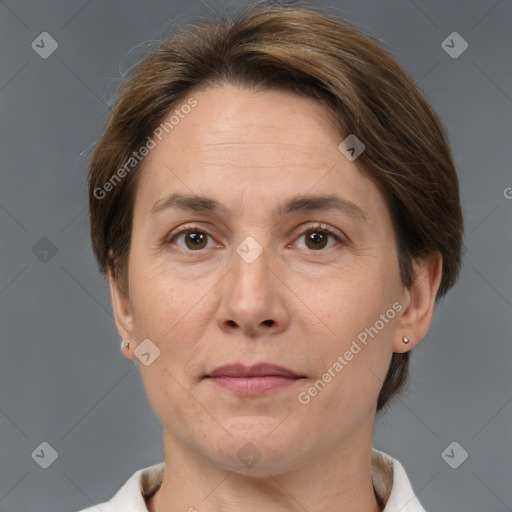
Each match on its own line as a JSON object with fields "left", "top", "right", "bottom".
{"left": 217, "top": 232, "right": 288, "bottom": 335}
{"left": 231, "top": 234, "right": 273, "bottom": 305}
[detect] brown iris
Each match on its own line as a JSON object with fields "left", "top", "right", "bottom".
{"left": 304, "top": 230, "right": 329, "bottom": 250}
{"left": 184, "top": 231, "right": 208, "bottom": 250}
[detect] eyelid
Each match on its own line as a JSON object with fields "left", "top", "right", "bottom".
{"left": 164, "top": 221, "right": 346, "bottom": 251}
{"left": 164, "top": 222, "right": 220, "bottom": 249}
{"left": 290, "top": 221, "right": 344, "bottom": 241}
{"left": 165, "top": 222, "right": 213, "bottom": 241}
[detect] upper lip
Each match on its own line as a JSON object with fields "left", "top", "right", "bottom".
{"left": 206, "top": 363, "right": 303, "bottom": 379}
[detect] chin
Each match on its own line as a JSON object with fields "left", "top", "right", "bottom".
{"left": 203, "top": 416, "right": 304, "bottom": 475}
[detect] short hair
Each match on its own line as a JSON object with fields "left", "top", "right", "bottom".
{"left": 88, "top": 3, "right": 463, "bottom": 411}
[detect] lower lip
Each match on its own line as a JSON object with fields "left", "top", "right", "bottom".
{"left": 207, "top": 376, "right": 301, "bottom": 395}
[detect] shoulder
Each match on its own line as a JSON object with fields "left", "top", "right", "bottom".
{"left": 72, "top": 462, "right": 165, "bottom": 512}
{"left": 372, "top": 448, "right": 428, "bottom": 512}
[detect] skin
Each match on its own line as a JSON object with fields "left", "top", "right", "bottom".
{"left": 108, "top": 84, "right": 442, "bottom": 512}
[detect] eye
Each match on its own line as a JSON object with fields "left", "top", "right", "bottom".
{"left": 165, "top": 222, "right": 344, "bottom": 253}
{"left": 167, "top": 228, "right": 218, "bottom": 251}
{"left": 293, "top": 223, "right": 343, "bottom": 251}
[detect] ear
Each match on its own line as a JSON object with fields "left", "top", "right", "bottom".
{"left": 393, "top": 251, "right": 443, "bottom": 354}
{"left": 107, "top": 266, "right": 137, "bottom": 361}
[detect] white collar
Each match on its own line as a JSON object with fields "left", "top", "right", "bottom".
{"left": 76, "top": 448, "right": 426, "bottom": 511}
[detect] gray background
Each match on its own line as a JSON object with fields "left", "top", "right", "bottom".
{"left": 1, "top": 0, "right": 511, "bottom": 511}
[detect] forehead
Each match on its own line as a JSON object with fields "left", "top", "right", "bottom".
{"left": 134, "top": 84, "right": 387, "bottom": 224}
{"left": 147, "top": 85, "right": 341, "bottom": 171}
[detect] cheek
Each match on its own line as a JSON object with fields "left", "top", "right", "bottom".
{"left": 127, "top": 257, "right": 213, "bottom": 369}
{"left": 129, "top": 276, "right": 176, "bottom": 338}
{"left": 129, "top": 267, "right": 207, "bottom": 421}
{"left": 301, "top": 259, "right": 400, "bottom": 382}
{"left": 307, "top": 264, "right": 394, "bottom": 332}
{"left": 127, "top": 244, "right": 180, "bottom": 332}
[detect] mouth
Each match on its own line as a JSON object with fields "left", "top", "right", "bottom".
{"left": 204, "top": 363, "right": 306, "bottom": 395}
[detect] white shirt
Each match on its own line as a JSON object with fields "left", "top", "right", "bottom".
{"left": 75, "top": 448, "right": 427, "bottom": 511}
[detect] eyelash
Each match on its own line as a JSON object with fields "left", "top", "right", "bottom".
{"left": 164, "top": 222, "right": 344, "bottom": 253}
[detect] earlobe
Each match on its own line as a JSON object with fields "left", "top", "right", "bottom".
{"left": 107, "top": 267, "right": 137, "bottom": 360}
{"left": 393, "top": 251, "right": 443, "bottom": 354}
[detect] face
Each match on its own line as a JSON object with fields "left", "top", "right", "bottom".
{"left": 110, "top": 84, "right": 439, "bottom": 475}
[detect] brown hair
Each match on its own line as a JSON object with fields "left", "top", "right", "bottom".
{"left": 88, "top": 2, "right": 463, "bottom": 411}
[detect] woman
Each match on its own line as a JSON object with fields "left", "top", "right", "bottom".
{"left": 79, "top": 3, "right": 463, "bottom": 511}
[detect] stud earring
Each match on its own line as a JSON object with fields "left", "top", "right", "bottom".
{"left": 122, "top": 341, "right": 130, "bottom": 351}
{"left": 402, "top": 336, "right": 410, "bottom": 344}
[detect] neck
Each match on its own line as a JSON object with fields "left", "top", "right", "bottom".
{"left": 147, "top": 418, "right": 382, "bottom": 512}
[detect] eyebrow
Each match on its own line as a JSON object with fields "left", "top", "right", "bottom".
{"left": 150, "top": 192, "right": 368, "bottom": 222}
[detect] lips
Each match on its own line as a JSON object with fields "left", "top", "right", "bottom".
{"left": 205, "top": 363, "right": 305, "bottom": 395}
{"left": 206, "top": 363, "right": 303, "bottom": 379}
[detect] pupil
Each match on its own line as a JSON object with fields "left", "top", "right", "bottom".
{"left": 308, "top": 231, "right": 326, "bottom": 249}
{"left": 184, "top": 231, "right": 328, "bottom": 250}
{"left": 187, "top": 232, "right": 205, "bottom": 249}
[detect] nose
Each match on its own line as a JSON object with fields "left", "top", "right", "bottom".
{"left": 216, "top": 243, "right": 290, "bottom": 337}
